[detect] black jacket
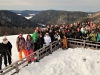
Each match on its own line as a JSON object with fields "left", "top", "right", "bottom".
{"left": 2, "top": 41, "right": 12, "bottom": 54}
{"left": 37, "top": 37, "right": 44, "bottom": 45}
{"left": 0, "top": 43, "right": 6, "bottom": 54}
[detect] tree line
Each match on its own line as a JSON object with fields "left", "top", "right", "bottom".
{"left": 0, "top": 26, "right": 35, "bottom": 36}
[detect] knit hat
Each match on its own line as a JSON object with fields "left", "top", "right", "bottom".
{"left": 2, "top": 36, "right": 8, "bottom": 44}
{"left": 3, "top": 36, "right": 7, "bottom": 40}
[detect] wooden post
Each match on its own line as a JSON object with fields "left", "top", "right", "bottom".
{"left": 50, "top": 43, "right": 52, "bottom": 54}
{"left": 84, "top": 40, "right": 86, "bottom": 48}
{"left": 15, "top": 62, "right": 19, "bottom": 73}
{"left": 36, "top": 51, "right": 39, "bottom": 62}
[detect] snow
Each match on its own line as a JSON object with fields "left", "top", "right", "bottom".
{"left": 25, "top": 16, "right": 33, "bottom": 19}
{"left": 0, "top": 35, "right": 100, "bottom": 75}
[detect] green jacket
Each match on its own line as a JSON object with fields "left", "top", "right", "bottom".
{"left": 89, "top": 33, "right": 97, "bottom": 42}
{"left": 32, "top": 32, "right": 39, "bottom": 43}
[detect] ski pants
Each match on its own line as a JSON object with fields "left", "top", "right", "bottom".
{"left": 26, "top": 50, "right": 34, "bottom": 62}
{"left": 19, "top": 49, "right": 27, "bottom": 60}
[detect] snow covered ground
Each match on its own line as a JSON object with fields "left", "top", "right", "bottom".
{"left": 0, "top": 35, "right": 100, "bottom": 75}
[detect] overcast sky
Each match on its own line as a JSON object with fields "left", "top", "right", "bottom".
{"left": 0, "top": 0, "right": 100, "bottom": 12}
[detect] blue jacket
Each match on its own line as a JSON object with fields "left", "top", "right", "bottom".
{"left": 97, "top": 33, "right": 100, "bottom": 42}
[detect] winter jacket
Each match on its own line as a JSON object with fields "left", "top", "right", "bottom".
{"left": 32, "top": 32, "right": 39, "bottom": 43}
{"left": 16, "top": 36, "right": 25, "bottom": 51}
{"left": 37, "top": 37, "right": 44, "bottom": 45}
{"left": 97, "top": 33, "right": 100, "bottom": 42}
{"left": 49, "top": 32, "right": 55, "bottom": 42}
{"left": 54, "top": 34, "right": 60, "bottom": 40}
{"left": 0, "top": 43, "right": 6, "bottom": 54}
{"left": 89, "top": 33, "right": 97, "bottom": 42}
{"left": 44, "top": 35, "right": 51, "bottom": 46}
{"left": 75, "top": 31, "right": 82, "bottom": 39}
{"left": 2, "top": 41, "right": 12, "bottom": 55}
{"left": 25, "top": 40, "right": 34, "bottom": 50}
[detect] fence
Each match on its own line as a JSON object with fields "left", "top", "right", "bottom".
{"left": 67, "top": 38, "right": 100, "bottom": 50}
{"left": 0, "top": 40, "right": 60, "bottom": 75}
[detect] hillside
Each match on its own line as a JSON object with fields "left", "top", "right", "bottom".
{"left": 78, "top": 12, "right": 100, "bottom": 23}
{"left": 30, "top": 10, "right": 89, "bottom": 24}
{"left": 0, "top": 10, "right": 35, "bottom": 27}
{"left": 10, "top": 10, "right": 40, "bottom": 17}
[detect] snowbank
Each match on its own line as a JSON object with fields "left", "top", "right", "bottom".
{"left": 15, "top": 48, "right": 100, "bottom": 75}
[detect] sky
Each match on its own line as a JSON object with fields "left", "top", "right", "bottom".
{"left": 0, "top": 0, "right": 100, "bottom": 12}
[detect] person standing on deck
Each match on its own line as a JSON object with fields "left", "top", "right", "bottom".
{"left": 2, "top": 36, "right": 12, "bottom": 67}
{"left": 16, "top": 33, "right": 27, "bottom": 60}
{"left": 31, "top": 29, "right": 39, "bottom": 51}
{"left": 44, "top": 33, "right": 51, "bottom": 46}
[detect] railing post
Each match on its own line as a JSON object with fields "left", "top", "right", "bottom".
{"left": 50, "top": 43, "right": 52, "bottom": 54}
{"left": 84, "top": 40, "right": 86, "bottom": 48}
{"left": 59, "top": 39, "right": 62, "bottom": 48}
{"left": 36, "top": 51, "right": 40, "bottom": 62}
{"left": 15, "top": 62, "right": 19, "bottom": 73}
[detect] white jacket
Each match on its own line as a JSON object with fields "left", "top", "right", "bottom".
{"left": 44, "top": 35, "right": 51, "bottom": 46}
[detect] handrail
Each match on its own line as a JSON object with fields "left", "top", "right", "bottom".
{"left": 0, "top": 40, "right": 60, "bottom": 75}
{"left": 67, "top": 38, "right": 100, "bottom": 49}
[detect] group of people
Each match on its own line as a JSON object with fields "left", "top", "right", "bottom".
{"left": 0, "top": 21, "right": 100, "bottom": 73}
{"left": 64, "top": 21, "right": 100, "bottom": 42}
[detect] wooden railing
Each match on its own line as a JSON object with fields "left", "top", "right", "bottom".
{"left": 0, "top": 40, "right": 60, "bottom": 75}
{"left": 67, "top": 38, "right": 100, "bottom": 50}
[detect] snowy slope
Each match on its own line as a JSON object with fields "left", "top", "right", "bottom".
{"left": 0, "top": 35, "right": 100, "bottom": 75}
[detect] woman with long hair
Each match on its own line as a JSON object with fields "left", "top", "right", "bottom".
{"left": 25, "top": 35, "right": 34, "bottom": 63}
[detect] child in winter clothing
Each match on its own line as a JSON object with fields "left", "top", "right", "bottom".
{"left": 25, "top": 35, "right": 34, "bottom": 63}
{"left": 16, "top": 33, "right": 27, "bottom": 60}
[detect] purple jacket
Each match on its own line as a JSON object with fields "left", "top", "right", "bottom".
{"left": 25, "top": 40, "right": 34, "bottom": 50}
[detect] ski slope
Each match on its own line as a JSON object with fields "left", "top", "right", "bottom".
{"left": 0, "top": 35, "right": 100, "bottom": 75}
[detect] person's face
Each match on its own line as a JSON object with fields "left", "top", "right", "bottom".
{"left": 40, "top": 35, "right": 42, "bottom": 37}
{"left": 3, "top": 39, "right": 7, "bottom": 42}
{"left": 28, "top": 36, "right": 31, "bottom": 40}
{"left": 19, "top": 34, "right": 23, "bottom": 38}
{"left": 92, "top": 31, "right": 94, "bottom": 34}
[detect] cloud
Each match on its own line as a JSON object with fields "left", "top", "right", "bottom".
{"left": 0, "top": 0, "right": 100, "bottom": 12}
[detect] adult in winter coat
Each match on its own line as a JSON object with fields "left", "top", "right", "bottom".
{"left": 75, "top": 28, "right": 82, "bottom": 39}
{"left": 97, "top": 30, "right": 100, "bottom": 42}
{"left": 32, "top": 29, "right": 39, "bottom": 51}
{"left": 25, "top": 35, "right": 34, "bottom": 63}
{"left": 16, "top": 33, "right": 27, "bottom": 60}
{"left": 37, "top": 33, "right": 44, "bottom": 50}
{"left": 89, "top": 30, "right": 97, "bottom": 42}
{"left": 49, "top": 29, "right": 55, "bottom": 42}
{"left": 44, "top": 33, "right": 51, "bottom": 46}
{"left": 54, "top": 31, "right": 60, "bottom": 41}
{"left": 2, "top": 36, "right": 12, "bottom": 67}
{"left": 0, "top": 43, "right": 6, "bottom": 73}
